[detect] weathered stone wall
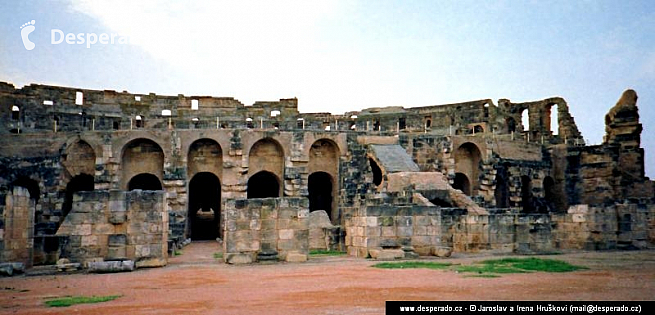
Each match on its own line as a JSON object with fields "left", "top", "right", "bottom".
{"left": 553, "top": 203, "right": 653, "bottom": 250}
{"left": 223, "top": 198, "right": 309, "bottom": 263}
{"left": 56, "top": 190, "right": 167, "bottom": 267}
{"left": 0, "top": 187, "right": 35, "bottom": 266}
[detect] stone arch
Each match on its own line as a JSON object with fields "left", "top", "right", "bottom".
{"left": 454, "top": 142, "right": 481, "bottom": 196}
{"left": 521, "top": 175, "right": 533, "bottom": 213}
{"left": 308, "top": 172, "right": 334, "bottom": 222}
{"left": 187, "top": 138, "right": 223, "bottom": 181}
{"left": 62, "top": 140, "right": 96, "bottom": 178}
{"left": 188, "top": 172, "right": 221, "bottom": 240}
{"left": 248, "top": 138, "right": 284, "bottom": 187}
{"left": 453, "top": 172, "right": 471, "bottom": 196}
{"left": 247, "top": 171, "right": 280, "bottom": 198}
{"left": 11, "top": 177, "right": 40, "bottom": 202}
{"left": 128, "top": 173, "right": 162, "bottom": 190}
{"left": 548, "top": 104, "right": 559, "bottom": 135}
{"left": 121, "top": 138, "right": 164, "bottom": 190}
{"left": 521, "top": 109, "right": 530, "bottom": 131}
{"left": 308, "top": 139, "right": 339, "bottom": 222}
{"left": 61, "top": 173, "right": 94, "bottom": 222}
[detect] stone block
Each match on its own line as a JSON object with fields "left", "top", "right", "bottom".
{"left": 107, "top": 246, "right": 126, "bottom": 260}
{"left": 135, "top": 257, "right": 167, "bottom": 268}
{"left": 87, "top": 260, "right": 134, "bottom": 273}
{"left": 279, "top": 229, "right": 294, "bottom": 240}
{"left": 285, "top": 252, "right": 307, "bottom": 262}
{"left": 370, "top": 248, "right": 404, "bottom": 260}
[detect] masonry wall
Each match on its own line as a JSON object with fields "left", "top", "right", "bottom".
{"left": 56, "top": 190, "right": 168, "bottom": 267}
{"left": 0, "top": 187, "right": 35, "bottom": 266}
{"left": 223, "top": 197, "right": 309, "bottom": 263}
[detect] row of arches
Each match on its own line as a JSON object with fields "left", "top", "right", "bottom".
{"left": 60, "top": 136, "right": 341, "bottom": 241}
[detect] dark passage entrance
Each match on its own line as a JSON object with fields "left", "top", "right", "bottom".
{"left": 453, "top": 172, "right": 471, "bottom": 196}
{"left": 128, "top": 173, "right": 162, "bottom": 191}
{"left": 247, "top": 171, "right": 280, "bottom": 198}
{"left": 308, "top": 172, "right": 333, "bottom": 220}
{"left": 188, "top": 172, "right": 221, "bottom": 240}
{"left": 62, "top": 174, "right": 94, "bottom": 222}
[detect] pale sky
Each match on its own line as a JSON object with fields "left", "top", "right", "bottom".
{"left": 1, "top": 0, "right": 654, "bottom": 177}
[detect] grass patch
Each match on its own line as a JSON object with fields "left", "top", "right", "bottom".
{"left": 173, "top": 250, "right": 183, "bottom": 256}
{"left": 213, "top": 252, "right": 223, "bottom": 259}
{"left": 456, "top": 257, "right": 587, "bottom": 276}
{"left": 372, "top": 261, "right": 451, "bottom": 270}
{"left": 45, "top": 295, "right": 121, "bottom": 307}
{"left": 309, "top": 250, "right": 346, "bottom": 256}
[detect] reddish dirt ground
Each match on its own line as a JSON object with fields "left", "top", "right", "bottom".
{"left": 1, "top": 242, "right": 654, "bottom": 314}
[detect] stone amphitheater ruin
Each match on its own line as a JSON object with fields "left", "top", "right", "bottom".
{"left": 0, "top": 81, "right": 653, "bottom": 272}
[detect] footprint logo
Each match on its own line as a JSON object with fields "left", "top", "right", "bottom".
{"left": 20, "top": 20, "right": 36, "bottom": 51}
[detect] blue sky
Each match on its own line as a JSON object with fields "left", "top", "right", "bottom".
{"left": 1, "top": 0, "right": 654, "bottom": 177}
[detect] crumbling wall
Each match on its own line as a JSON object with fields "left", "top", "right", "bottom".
{"left": 0, "top": 187, "right": 35, "bottom": 266}
{"left": 553, "top": 203, "right": 651, "bottom": 250}
{"left": 223, "top": 198, "right": 309, "bottom": 263}
{"left": 56, "top": 190, "right": 168, "bottom": 267}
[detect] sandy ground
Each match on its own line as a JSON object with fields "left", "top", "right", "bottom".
{"left": 1, "top": 241, "right": 654, "bottom": 314}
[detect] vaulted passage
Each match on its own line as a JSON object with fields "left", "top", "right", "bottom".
{"left": 454, "top": 142, "right": 481, "bottom": 196}
{"left": 308, "top": 172, "right": 333, "bottom": 220}
{"left": 121, "top": 138, "right": 164, "bottom": 190}
{"left": 494, "top": 165, "right": 510, "bottom": 208}
{"left": 453, "top": 172, "right": 471, "bottom": 196}
{"left": 62, "top": 174, "right": 94, "bottom": 221}
{"left": 188, "top": 172, "right": 221, "bottom": 240}
{"left": 247, "top": 171, "right": 280, "bottom": 199}
{"left": 128, "top": 173, "right": 162, "bottom": 190}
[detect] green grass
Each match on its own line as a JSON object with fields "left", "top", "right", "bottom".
{"left": 213, "top": 252, "right": 223, "bottom": 259}
{"left": 174, "top": 250, "right": 183, "bottom": 256}
{"left": 309, "top": 250, "right": 346, "bottom": 256}
{"left": 456, "top": 257, "right": 587, "bottom": 275}
{"left": 372, "top": 261, "right": 451, "bottom": 270}
{"left": 372, "top": 257, "right": 587, "bottom": 277}
{"left": 45, "top": 295, "right": 121, "bottom": 307}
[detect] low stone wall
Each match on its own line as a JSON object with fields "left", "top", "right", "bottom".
{"left": 223, "top": 197, "right": 309, "bottom": 263}
{"left": 345, "top": 205, "right": 464, "bottom": 258}
{"left": 347, "top": 201, "right": 654, "bottom": 257}
{"left": 553, "top": 203, "right": 653, "bottom": 250}
{"left": 56, "top": 190, "right": 168, "bottom": 267}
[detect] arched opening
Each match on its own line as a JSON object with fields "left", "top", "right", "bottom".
{"left": 11, "top": 177, "right": 40, "bottom": 202}
{"left": 187, "top": 138, "right": 222, "bottom": 180}
{"left": 248, "top": 138, "right": 284, "bottom": 187}
{"left": 61, "top": 174, "right": 94, "bottom": 221}
{"left": 506, "top": 117, "right": 517, "bottom": 133}
{"left": 521, "top": 175, "right": 533, "bottom": 213}
{"left": 11, "top": 105, "right": 19, "bottom": 120}
{"left": 549, "top": 104, "right": 559, "bottom": 135}
{"left": 308, "top": 172, "right": 333, "bottom": 220}
{"left": 494, "top": 165, "right": 510, "bottom": 208}
{"left": 308, "top": 139, "right": 340, "bottom": 223}
{"left": 247, "top": 171, "right": 280, "bottom": 198}
{"left": 63, "top": 140, "right": 96, "bottom": 178}
{"left": 188, "top": 172, "right": 221, "bottom": 240}
{"left": 128, "top": 173, "right": 162, "bottom": 190}
{"left": 135, "top": 115, "right": 143, "bottom": 128}
{"left": 121, "top": 138, "right": 164, "bottom": 190}
{"left": 521, "top": 109, "right": 529, "bottom": 131}
{"left": 453, "top": 172, "right": 471, "bottom": 196}
{"left": 454, "top": 142, "right": 482, "bottom": 196}
{"left": 369, "top": 158, "right": 383, "bottom": 186}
